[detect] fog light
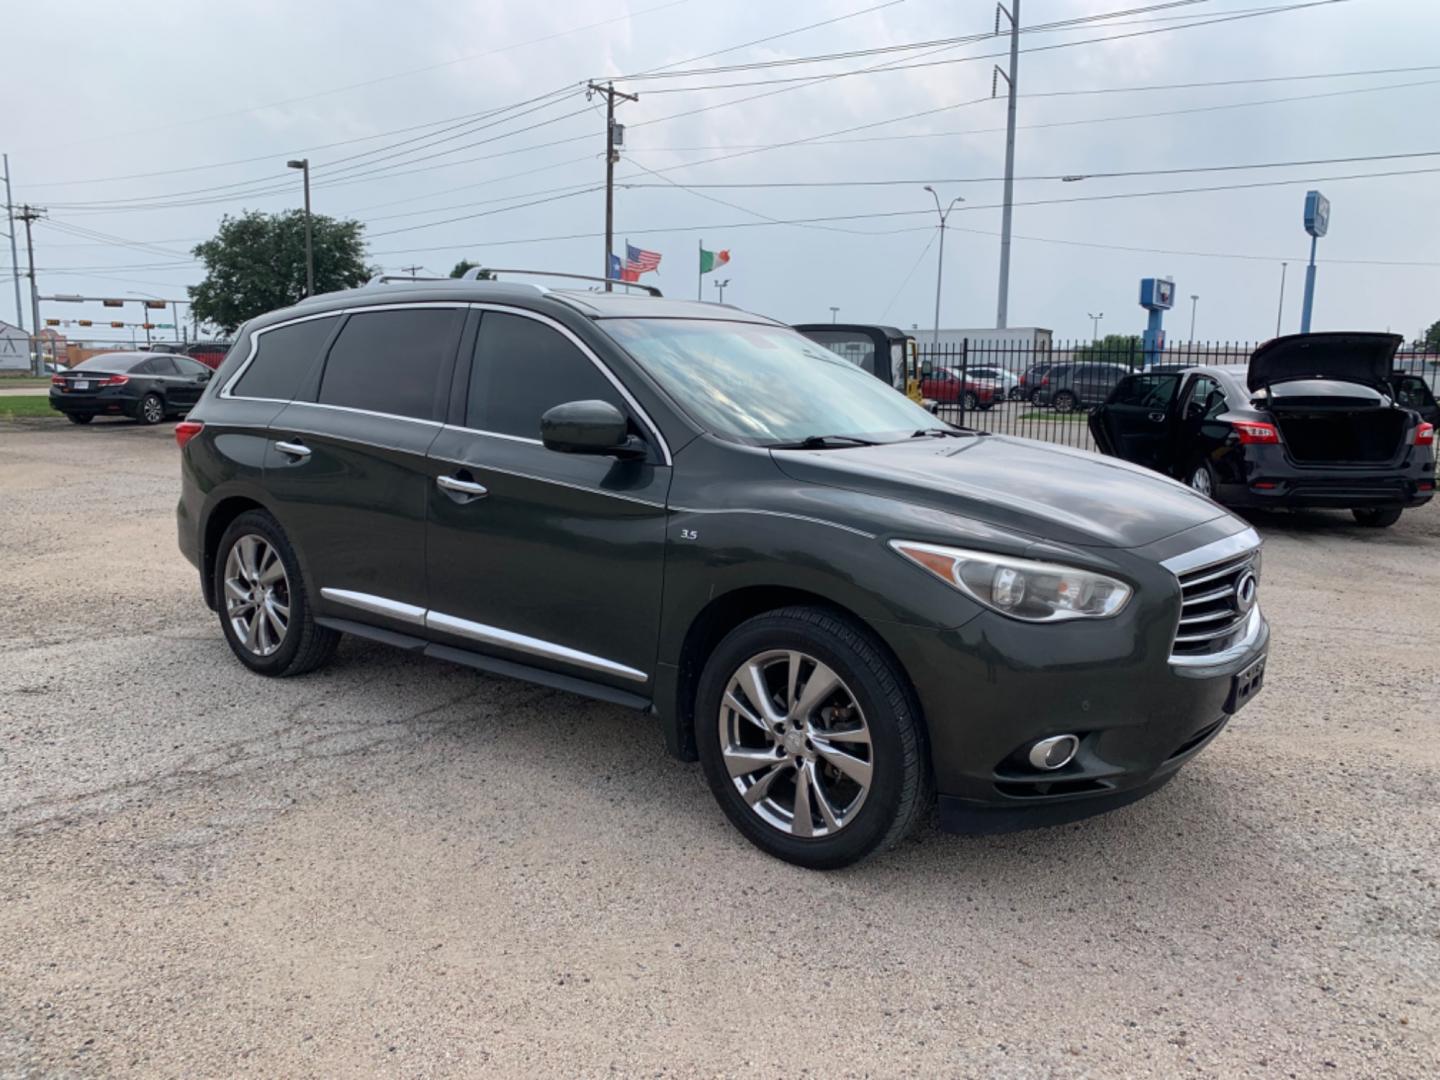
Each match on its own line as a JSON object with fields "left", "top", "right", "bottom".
{"left": 1028, "top": 734, "right": 1079, "bottom": 771}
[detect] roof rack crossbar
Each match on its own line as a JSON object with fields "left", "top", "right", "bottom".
{"left": 366, "top": 273, "right": 449, "bottom": 286}
{"left": 465, "top": 267, "right": 662, "bottom": 297}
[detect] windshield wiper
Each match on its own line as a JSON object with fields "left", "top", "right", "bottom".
{"left": 910, "top": 427, "right": 973, "bottom": 439}
{"left": 768, "top": 434, "right": 881, "bottom": 450}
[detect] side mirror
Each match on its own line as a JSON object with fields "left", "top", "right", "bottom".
{"left": 541, "top": 399, "right": 645, "bottom": 459}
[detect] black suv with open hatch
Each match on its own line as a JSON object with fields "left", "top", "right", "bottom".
{"left": 177, "top": 273, "right": 1268, "bottom": 867}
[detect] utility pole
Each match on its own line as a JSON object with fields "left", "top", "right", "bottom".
{"left": 286, "top": 159, "right": 314, "bottom": 298}
{"left": 3, "top": 154, "right": 24, "bottom": 335}
{"left": 1188, "top": 294, "right": 1199, "bottom": 340}
{"left": 993, "top": 0, "right": 1020, "bottom": 329}
{"left": 17, "top": 204, "right": 43, "bottom": 374}
{"left": 1275, "top": 262, "right": 1287, "bottom": 336}
{"left": 399, "top": 264, "right": 424, "bottom": 277}
{"left": 587, "top": 81, "right": 638, "bottom": 292}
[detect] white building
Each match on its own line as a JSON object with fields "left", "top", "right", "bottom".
{"left": 0, "top": 320, "right": 28, "bottom": 371}
{"left": 916, "top": 326, "right": 1054, "bottom": 352}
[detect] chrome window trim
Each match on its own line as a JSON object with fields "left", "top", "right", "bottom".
{"left": 668, "top": 506, "right": 876, "bottom": 539}
{"left": 440, "top": 423, "right": 542, "bottom": 447}
{"left": 320, "top": 588, "right": 426, "bottom": 626}
{"left": 429, "top": 453, "right": 667, "bottom": 508}
{"left": 1159, "top": 527, "right": 1261, "bottom": 577}
{"left": 463, "top": 302, "right": 673, "bottom": 467}
{"left": 283, "top": 399, "right": 444, "bottom": 428}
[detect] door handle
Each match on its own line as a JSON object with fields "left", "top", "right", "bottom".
{"left": 437, "top": 474, "right": 488, "bottom": 499}
{"left": 274, "top": 440, "right": 311, "bottom": 458}
{"left": 1147, "top": 411, "right": 1167, "bottom": 424}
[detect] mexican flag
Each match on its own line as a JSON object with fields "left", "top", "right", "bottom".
{"left": 699, "top": 247, "right": 730, "bottom": 274}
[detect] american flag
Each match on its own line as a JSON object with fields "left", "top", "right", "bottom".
{"left": 626, "top": 242, "right": 662, "bottom": 274}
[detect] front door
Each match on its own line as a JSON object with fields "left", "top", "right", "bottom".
{"left": 424, "top": 309, "right": 671, "bottom": 689}
{"left": 1090, "top": 371, "right": 1181, "bottom": 469}
{"left": 264, "top": 304, "right": 465, "bottom": 625}
{"left": 169, "top": 355, "right": 213, "bottom": 408}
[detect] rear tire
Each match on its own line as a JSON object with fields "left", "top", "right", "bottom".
{"left": 1188, "top": 460, "right": 1218, "bottom": 500}
{"left": 137, "top": 392, "right": 165, "bottom": 425}
{"left": 962, "top": 391, "right": 979, "bottom": 411}
{"left": 214, "top": 510, "right": 339, "bottom": 676}
{"left": 695, "top": 606, "right": 929, "bottom": 869}
{"left": 1351, "top": 507, "right": 1402, "bottom": 528}
{"left": 66, "top": 413, "right": 93, "bottom": 425}
{"left": 1053, "top": 390, "right": 1078, "bottom": 414}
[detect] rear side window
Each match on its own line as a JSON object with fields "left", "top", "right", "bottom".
{"left": 466, "top": 313, "right": 624, "bottom": 438}
{"left": 174, "top": 356, "right": 210, "bottom": 377}
{"left": 231, "top": 317, "right": 337, "bottom": 401}
{"left": 1111, "top": 373, "right": 1180, "bottom": 407}
{"left": 318, "top": 308, "right": 462, "bottom": 420}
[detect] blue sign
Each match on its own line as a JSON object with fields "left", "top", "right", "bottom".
{"left": 1304, "top": 190, "right": 1330, "bottom": 238}
{"left": 1139, "top": 277, "right": 1175, "bottom": 311}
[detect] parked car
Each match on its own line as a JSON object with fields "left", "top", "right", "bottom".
{"left": 49, "top": 351, "right": 212, "bottom": 425}
{"left": 1089, "top": 333, "right": 1435, "bottom": 527}
{"left": 966, "top": 366, "right": 1021, "bottom": 400}
{"left": 1031, "top": 362, "right": 1130, "bottom": 413}
{"left": 920, "top": 366, "right": 999, "bottom": 410}
{"left": 1018, "top": 363, "right": 1052, "bottom": 402}
{"left": 178, "top": 273, "right": 1267, "bottom": 868}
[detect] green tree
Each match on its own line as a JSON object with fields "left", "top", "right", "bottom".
{"left": 188, "top": 210, "right": 371, "bottom": 333}
{"left": 449, "top": 259, "right": 493, "bottom": 279}
{"left": 1071, "top": 333, "right": 1142, "bottom": 364}
{"left": 1424, "top": 319, "right": 1440, "bottom": 350}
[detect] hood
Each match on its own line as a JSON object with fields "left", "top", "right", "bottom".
{"left": 771, "top": 435, "right": 1231, "bottom": 549}
{"left": 1247, "top": 332, "right": 1401, "bottom": 391}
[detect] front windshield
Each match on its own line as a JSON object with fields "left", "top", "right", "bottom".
{"left": 603, "top": 318, "right": 939, "bottom": 445}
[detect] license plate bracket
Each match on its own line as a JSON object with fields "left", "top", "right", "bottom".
{"left": 1225, "top": 654, "right": 1266, "bottom": 714}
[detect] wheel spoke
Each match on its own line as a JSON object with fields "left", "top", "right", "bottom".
{"left": 722, "top": 745, "right": 780, "bottom": 780}
{"left": 237, "top": 537, "right": 261, "bottom": 581}
{"left": 743, "top": 763, "right": 787, "bottom": 806}
{"left": 263, "top": 601, "right": 286, "bottom": 641}
{"left": 258, "top": 550, "right": 285, "bottom": 586}
{"left": 739, "top": 661, "right": 783, "bottom": 725}
{"left": 812, "top": 738, "right": 872, "bottom": 788}
{"left": 792, "top": 661, "right": 841, "bottom": 723}
{"left": 807, "top": 761, "right": 843, "bottom": 832}
{"left": 817, "top": 723, "right": 870, "bottom": 746}
{"left": 244, "top": 609, "right": 262, "bottom": 651}
{"left": 268, "top": 596, "right": 290, "bottom": 620}
{"left": 223, "top": 578, "right": 249, "bottom": 604}
{"left": 228, "top": 597, "right": 256, "bottom": 618}
{"left": 723, "top": 690, "right": 772, "bottom": 738}
{"left": 783, "top": 651, "right": 802, "bottom": 715}
{"left": 791, "top": 761, "right": 814, "bottom": 837}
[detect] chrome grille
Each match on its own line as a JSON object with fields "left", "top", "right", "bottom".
{"left": 1170, "top": 550, "right": 1259, "bottom": 661}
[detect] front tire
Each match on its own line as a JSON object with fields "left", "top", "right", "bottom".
{"left": 1053, "top": 390, "right": 1078, "bottom": 414}
{"left": 214, "top": 510, "right": 339, "bottom": 676}
{"left": 1188, "top": 460, "right": 1218, "bottom": 500}
{"left": 695, "top": 606, "right": 929, "bottom": 869}
{"left": 962, "top": 391, "right": 979, "bottom": 411}
{"left": 1352, "top": 507, "right": 1402, "bottom": 528}
{"left": 137, "top": 392, "right": 165, "bottom": 425}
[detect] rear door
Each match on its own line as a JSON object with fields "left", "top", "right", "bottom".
{"left": 1090, "top": 371, "right": 1181, "bottom": 468}
{"left": 264, "top": 304, "right": 465, "bottom": 625}
{"left": 424, "top": 308, "right": 671, "bottom": 688}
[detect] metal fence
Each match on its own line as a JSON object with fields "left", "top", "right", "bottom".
{"left": 921, "top": 339, "right": 1440, "bottom": 451}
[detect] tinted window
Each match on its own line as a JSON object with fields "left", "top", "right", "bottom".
{"left": 1111, "top": 373, "right": 1179, "bottom": 407}
{"left": 1393, "top": 375, "right": 1436, "bottom": 410}
{"left": 467, "top": 312, "right": 624, "bottom": 438}
{"left": 73, "top": 353, "right": 137, "bottom": 372}
{"left": 143, "top": 356, "right": 180, "bottom": 375}
{"left": 232, "top": 317, "right": 338, "bottom": 401}
{"left": 318, "top": 308, "right": 461, "bottom": 420}
{"left": 173, "top": 356, "right": 210, "bottom": 377}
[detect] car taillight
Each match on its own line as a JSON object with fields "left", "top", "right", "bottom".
{"left": 1040, "top": 375, "right": 1050, "bottom": 387}
{"left": 1233, "top": 421, "right": 1280, "bottom": 445}
{"left": 100, "top": 374, "right": 129, "bottom": 386}
{"left": 51, "top": 374, "right": 64, "bottom": 385}
{"left": 1416, "top": 422, "right": 1435, "bottom": 446}
{"left": 174, "top": 420, "right": 204, "bottom": 449}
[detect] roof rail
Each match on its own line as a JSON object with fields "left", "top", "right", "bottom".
{"left": 465, "top": 267, "right": 662, "bottom": 297}
{"left": 366, "top": 273, "right": 449, "bottom": 286}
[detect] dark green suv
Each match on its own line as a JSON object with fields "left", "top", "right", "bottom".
{"left": 176, "top": 275, "right": 1268, "bottom": 868}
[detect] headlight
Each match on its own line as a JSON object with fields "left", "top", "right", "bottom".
{"left": 890, "top": 540, "right": 1132, "bottom": 622}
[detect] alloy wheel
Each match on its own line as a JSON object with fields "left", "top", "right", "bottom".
{"left": 1190, "top": 466, "right": 1213, "bottom": 497}
{"left": 142, "top": 396, "right": 164, "bottom": 424}
{"left": 717, "top": 650, "right": 873, "bottom": 838}
{"left": 223, "top": 534, "right": 291, "bottom": 657}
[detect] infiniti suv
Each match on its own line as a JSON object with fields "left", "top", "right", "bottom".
{"left": 177, "top": 275, "right": 1269, "bottom": 868}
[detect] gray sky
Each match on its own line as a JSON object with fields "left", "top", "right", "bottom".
{"left": 4, "top": 0, "right": 1438, "bottom": 343}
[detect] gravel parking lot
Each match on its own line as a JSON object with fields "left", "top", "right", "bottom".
{"left": 2, "top": 419, "right": 1437, "bottom": 1077}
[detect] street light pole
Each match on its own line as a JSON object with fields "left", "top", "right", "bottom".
{"left": 713, "top": 278, "right": 730, "bottom": 304}
{"left": 1087, "top": 311, "right": 1103, "bottom": 340}
{"left": 829, "top": 306, "right": 839, "bottom": 324}
{"left": 1275, "top": 262, "right": 1287, "bottom": 336}
{"left": 287, "top": 159, "right": 314, "bottom": 298}
{"left": 924, "top": 186, "right": 963, "bottom": 348}
{"left": 1189, "top": 294, "right": 1199, "bottom": 340}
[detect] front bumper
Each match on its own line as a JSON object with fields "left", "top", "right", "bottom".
{"left": 875, "top": 598, "right": 1269, "bottom": 834}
